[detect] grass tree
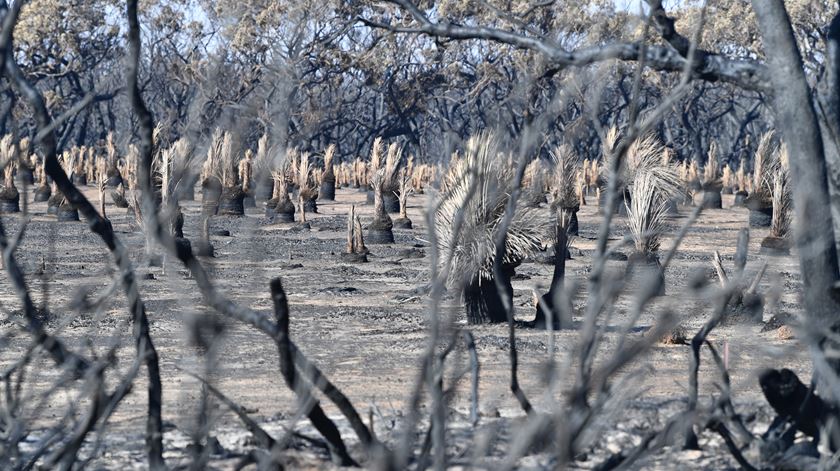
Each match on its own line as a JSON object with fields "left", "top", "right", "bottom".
{"left": 533, "top": 144, "right": 578, "bottom": 329}
{"left": 367, "top": 169, "right": 394, "bottom": 243}
{"left": 393, "top": 168, "right": 414, "bottom": 229}
{"left": 201, "top": 129, "right": 224, "bottom": 216}
{"left": 267, "top": 148, "right": 296, "bottom": 222}
{"left": 734, "top": 159, "right": 749, "bottom": 206}
{"left": 296, "top": 151, "right": 318, "bottom": 216}
{"left": 104, "top": 132, "right": 123, "bottom": 187}
{"left": 625, "top": 171, "right": 673, "bottom": 296}
{"left": 0, "top": 136, "right": 20, "bottom": 213}
{"left": 253, "top": 133, "right": 274, "bottom": 200}
{"left": 698, "top": 143, "right": 722, "bottom": 209}
{"left": 745, "top": 131, "right": 779, "bottom": 227}
{"left": 33, "top": 156, "right": 50, "bottom": 202}
{"left": 382, "top": 142, "right": 402, "bottom": 213}
{"left": 522, "top": 158, "right": 547, "bottom": 208}
{"left": 435, "top": 132, "right": 544, "bottom": 325}
{"left": 319, "top": 144, "right": 337, "bottom": 201}
{"left": 217, "top": 131, "right": 246, "bottom": 216}
{"left": 761, "top": 167, "right": 793, "bottom": 255}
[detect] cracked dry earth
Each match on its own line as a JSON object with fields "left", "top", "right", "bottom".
{"left": 0, "top": 187, "right": 811, "bottom": 469}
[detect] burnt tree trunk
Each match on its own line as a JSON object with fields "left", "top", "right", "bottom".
{"left": 464, "top": 263, "right": 515, "bottom": 325}
{"left": 752, "top": 1, "right": 840, "bottom": 337}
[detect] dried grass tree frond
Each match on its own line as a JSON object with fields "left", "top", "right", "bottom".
{"left": 219, "top": 131, "right": 238, "bottom": 188}
{"left": 296, "top": 152, "right": 316, "bottom": 200}
{"left": 722, "top": 165, "right": 734, "bottom": 191}
{"left": 255, "top": 133, "right": 271, "bottom": 175}
{"left": 323, "top": 144, "right": 336, "bottom": 182}
{"left": 626, "top": 171, "right": 670, "bottom": 255}
{"left": 701, "top": 143, "right": 720, "bottom": 187}
{"left": 771, "top": 170, "right": 792, "bottom": 238}
{"left": 368, "top": 137, "right": 383, "bottom": 181}
{"left": 736, "top": 160, "right": 748, "bottom": 193}
{"left": 752, "top": 131, "right": 779, "bottom": 204}
{"left": 549, "top": 144, "right": 578, "bottom": 210}
{"left": 240, "top": 149, "right": 253, "bottom": 192}
{"left": 626, "top": 134, "right": 683, "bottom": 200}
{"left": 397, "top": 168, "right": 414, "bottom": 220}
{"left": 435, "top": 132, "right": 545, "bottom": 287}
{"left": 383, "top": 142, "right": 402, "bottom": 193}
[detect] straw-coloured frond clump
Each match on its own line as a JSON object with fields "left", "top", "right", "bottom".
{"left": 750, "top": 131, "right": 779, "bottom": 207}
{"left": 380, "top": 142, "right": 403, "bottom": 212}
{"left": 319, "top": 144, "right": 337, "bottom": 200}
{"left": 0, "top": 137, "right": 19, "bottom": 213}
{"left": 599, "top": 130, "right": 682, "bottom": 213}
{"left": 771, "top": 170, "right": 791, "bottom": 238}
{"left": 549, "top": 144, "right": 578, "bottom": 211}
{"left": 268, "top": 148, "right": 296, "bottom": 223}
{"left": 761, "top": 168, "right": 793, "bottom": 255}
{"left": 698, "top": 143, "right": 723, "bottom": 209}
{"left": 522, "top": 158, "right": 547, "bottom": 207}
{"left": 435, "top": 132, "right": 545, "bottom": 324}
{"left": 625, "top": 134, "right": 682, "bottom": 200}
{"left": 626, "top": 171, "right": 670, "bottom": 255}
{"left": 700, "top": 143, "right": 720, "bottom": 189}
{"left": 393, "top": 168, "right": 414, "bottom": 229}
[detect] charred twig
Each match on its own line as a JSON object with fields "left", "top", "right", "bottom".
{"left": 270, "top": 278, "right": 358, "bottom": 467}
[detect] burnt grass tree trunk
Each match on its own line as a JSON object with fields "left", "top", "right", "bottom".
{"left": 626, "top": 251, "right": 666, "bottom": 297}
{"left": 201, "top": 176, "right": 222, "bottom": 216}
{"left": 533, "top": 218, "right": 571, "bottom": 329}
{"left": 0, "top": 184, "right": 19, "bottom": 213}
{"left": 700, "top": 183, "right": 723, "bottom": 209}
{"left": 255, "top": 176, "right": 273, "bottom": 201}
{"left": 745, "top": 194, "right": 773, "bottom": 228}
{"left": 465, "top": 263, "right": 516, "bottom": 325}
{"left": 273, "top": 192, "right": 296, "bottom": 223}
{"left": 217, "top": 186, "right": 245, "bottom": 216}
{"left": 33, "top": 182, "right": 50, "bottom": 202}
{"left": 319, "top": 175, "right": 336, "bottom": 201}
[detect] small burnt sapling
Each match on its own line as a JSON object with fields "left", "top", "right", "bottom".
{"left": 710, "top": 231, "right": 766, "bottom": 323}
{"left": 367, "top": 170, "right": 394, "bottom": 244}
{"left": 340, "top": 205, "right": 368, "bottom": 263}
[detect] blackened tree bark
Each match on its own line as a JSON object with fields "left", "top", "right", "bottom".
{"left": 751, "top": 1, "right": 840, "bottom": 329}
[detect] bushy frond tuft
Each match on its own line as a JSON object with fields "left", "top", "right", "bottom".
{"left": 435, "top": 132, "right": 546, "bottom": 286}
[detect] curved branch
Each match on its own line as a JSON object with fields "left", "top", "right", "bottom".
{"left": 364, "top": 0, "right": 771, "bottom": 92}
